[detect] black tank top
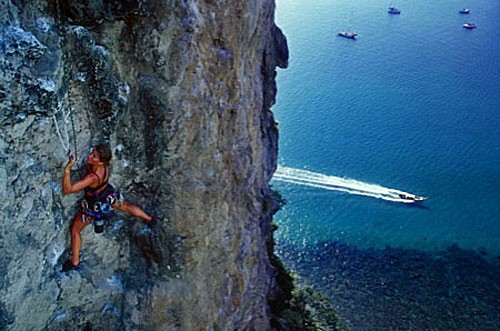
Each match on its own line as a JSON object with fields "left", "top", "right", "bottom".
{"left": 85, "top": 166, "right": 108, "bottom": 196}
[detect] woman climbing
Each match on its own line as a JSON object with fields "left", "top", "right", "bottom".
{"left": 61, "top": 143, "right": 152, "bottom": 272}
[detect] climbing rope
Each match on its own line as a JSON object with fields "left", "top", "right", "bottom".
{"left": 54, "top": 0, "right": 79, "bottom": 164}
{"left": 52, "top": 102, "right": 70, "bottom": 153}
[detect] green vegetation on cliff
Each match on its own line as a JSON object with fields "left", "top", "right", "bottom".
{"left": 267, "top": 189, "right": 346, "bottom": 331}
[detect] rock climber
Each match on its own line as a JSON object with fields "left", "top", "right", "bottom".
{"left": 61, "top": 143, "right": 152, "bottom": 272}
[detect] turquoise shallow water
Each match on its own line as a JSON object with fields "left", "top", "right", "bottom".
{"left": 273, "top": 0, "right": 500, "bottom": 255}
{"left": 272, "top": 1, "right": 500, "bottom": 329}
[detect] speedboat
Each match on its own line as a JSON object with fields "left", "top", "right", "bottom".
{"left": 399, "top": 193, "right": 427, "bottom": 202}
{"left": 459, "top": 8, "right": 470, "bottom": 14}
{"left": 388, "top": 6, "right": 401, "bottom": 14}
{"left": 463, "top": 22, "right": 476, "bottom": 29}
{"left": 338, "top": 31, "right": 357, "bottom": 39}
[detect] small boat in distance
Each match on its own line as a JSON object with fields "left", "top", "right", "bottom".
{"left": 388, "top": 6, "right": 401, "bottom": 14}
{"left": 463, "top": 22, "right": 477, "bottom": 29}
{"left": 459, "top": 8, "right": 470, "bottom": 14}
{"left": 399, "top": 193, "right": 427, "bottom": 202}
{"left": 338, "top": 31, "right": 357, "bottom": 39}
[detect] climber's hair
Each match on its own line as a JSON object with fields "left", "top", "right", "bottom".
{"left": 94, "top": 143, "right": 112, "bottom": 165}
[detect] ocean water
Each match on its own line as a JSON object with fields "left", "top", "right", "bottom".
{"left": 272, "top": 0, "right": 500, "bottom": 329}
{"left": 273, "top": 0, "right": 500, "bottom": 254}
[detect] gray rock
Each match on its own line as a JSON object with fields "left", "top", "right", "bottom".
{"left": 0, "top": 0, "right": 288, "bottom": 330}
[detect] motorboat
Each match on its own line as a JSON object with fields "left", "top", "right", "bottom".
{"left": 463, "top": 22, "right": 476, "bottom": 29}
{"left": 459, "top": 8, "right": 470, "bottom": 14}
{"left": 399, "top": 193, "right": 427, "bottom": 202}
{"left": 338, "top": 31, "right": 357, "bottom": 39}
{"left": 388, "top": 7, "right": 401, "bottom": 14}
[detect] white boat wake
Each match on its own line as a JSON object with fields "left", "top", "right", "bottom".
{"left": 273, "top": 166, "right": 420, "bottom": 203}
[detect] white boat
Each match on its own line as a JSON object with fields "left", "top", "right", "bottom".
{"left": 459, "top": 8, "right": 470, "bottom": 14}
{"left": 463, "top": 22, "right": 476, "bottom": 29}
{"left": 338, "top": 31, "right": 357, "bottom": 39}
{"left": 399, "top": 193, "right": 427, "bottom": 202}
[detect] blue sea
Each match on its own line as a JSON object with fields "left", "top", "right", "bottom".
{"left": 272, "top": 0, "right": 500, "bottom": 329}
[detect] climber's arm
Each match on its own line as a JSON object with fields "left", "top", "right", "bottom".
{"left": 62, "top": 154, "right": 95, "bottom": 195}
{"left": 62, "top": 172, "right": 95, "bottom": 195}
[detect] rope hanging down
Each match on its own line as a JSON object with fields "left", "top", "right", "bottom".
{"left": 53, "top": 0, "right": 79, "bottom": 164}
{"left": 52, "top": 101, "right": 71, "bottom": 153}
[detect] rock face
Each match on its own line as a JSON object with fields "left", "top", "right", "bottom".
{"left": 0, "top": 0, "right": 288, "bottom": 330}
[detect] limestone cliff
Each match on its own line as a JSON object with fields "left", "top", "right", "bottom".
{"left": 0, "top": 0, "right": 288, "bottom": 330}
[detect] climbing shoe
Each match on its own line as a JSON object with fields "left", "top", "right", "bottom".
{"left": 61, "top": 260, "right": 79, "bottom": 272}
{"left": 147, "top": 218, "right": 157, "bottom": 228}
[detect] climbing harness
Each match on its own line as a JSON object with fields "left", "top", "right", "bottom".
{"left": 81, "top": 184, "right": 123, "bottom": 233}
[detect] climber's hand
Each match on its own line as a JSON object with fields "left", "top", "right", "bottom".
{"left": 65, "top": 153, "right": 75, "bottom": 170}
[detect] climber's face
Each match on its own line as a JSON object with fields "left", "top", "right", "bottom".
{"left": 87, "top": 148, "right": 101, "bottom": 165}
